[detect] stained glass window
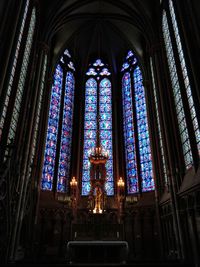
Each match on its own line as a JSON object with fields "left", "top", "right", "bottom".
{"left": 99, "top": 78, "right": 114, "bottom": 195}
{"left": 0, "top": 0, "right": 30, "bottom": 140}
{"left": 57, "top": 72, "right": 75, "bottom": 192}
{"left": 168, "top": 0, "right": 200, "bottom": 155}
{"left": 134, "top": 66, "right": 154, "bottom": 191}
{"left": 122, "top": 72, "right": 138, "bottom": 193}
{"left": 41, "top": 50, "right": 75, "bottom": 192}
{"left": 122, "top": 51, "right": 154, "bottom": 193}
{"left": 4, "top": 6, "right": 36, "bottom": 150}
{"left": 82, "top": 78, "right": 97, "bottom": 195}
{"left": 82, "top": 60, "right": 114, "bottom": 196}
{"left": 42, "top": 64, "right": 63, "bottom": 190}
{"left": 162, "top": 10, "right": 193, "bottom": 168}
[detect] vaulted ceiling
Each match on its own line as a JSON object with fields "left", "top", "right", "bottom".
{"left": 39, "top": 0, "right": 160, "bottom": 73}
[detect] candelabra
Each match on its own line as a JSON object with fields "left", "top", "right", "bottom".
{"left": 70, "top": 176, "right": 77, "bottom": 193}
{"left": 117, "top": 177, "right": 125, "bottom": 196}
{"left": 117, "top": 177, "right": 125, "bottom": 222}
{"left": 88, "top": 146, "right": 109, "bottom": 165}
{"left": 70, "top": 176, "right": 78, "bottom": 221}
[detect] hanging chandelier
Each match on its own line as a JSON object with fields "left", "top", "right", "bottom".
{"left": 88, "top": 146, "right": 109, "bottom": 165}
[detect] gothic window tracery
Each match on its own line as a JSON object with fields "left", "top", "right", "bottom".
{"left": 0, "top": 2, "right": 36, "bottom": 151}
{"left": 162, "top": 0, "right": 200, "bottom": 169}
{"left": 82, "top": 59, "right": 114, "bottom": 196}
{"left": 41, "top": 50, "right": 75, "bottom": 192}
{"left": 122, "top": 51, "right": 154, "bottom": 194}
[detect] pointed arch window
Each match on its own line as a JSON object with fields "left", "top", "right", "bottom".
{"left": 0, "top": 3, "right": 36, "bottom": 158}
{"left": 168, "top": 0, "right": 200, "bottom": 155}
{"left": 41, "top": 50, "right": 75, "bottom": 192}
{"left": 162, "top": 0, "right": 200, "bottom": 169}
{"left": 0, "top": 0, "right": 30, "bottom": 140}
{"left": 7, "top": 7, "right": 36, "bottom": 145}
{"left": 122, "top": 51, "right": 154, "bottom": 194}
{"left": 82, "top": 59, "right": 114, "bottom": 196}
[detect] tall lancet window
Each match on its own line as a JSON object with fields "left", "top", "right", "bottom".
{"left": 162, "top": 0, "right": 200, "bottom": 169}
{"left": 121, "top": 50, "right": 154, "bottom": 194}
{"left": 0, "top": 0, "right": 30, "bottom": 140}
{"left": 82, "top": 59, "right": 114, "bottom": 196}
{"left": 41, "top": 49, "right": 75, "bottom": 192}
{"left": 0, "top": 3, "right": 36, "bottom": 155}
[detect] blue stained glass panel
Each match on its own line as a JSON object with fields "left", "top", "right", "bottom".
{"left": 82, "top": 181, "right": 91, "bottom": 194}
{"left": 68, "top": 61, "right": 75, "bottom": 71}
{"left": 84, "top": 139, "right": 96, "bottom": 149}
{"left": 100, "top": 113, "right": 111, "bottom": 121}
{"left": 86, "top": 88, "right": 96, "bottom": 95}
{"left": 105, "top": 182, "right": 113, "bottom": 195}
{"left": 134, "top": 66, "right": 154, "bottom": 192}
{"left": 86, "top": 68, "right": 97, "bottom": 76}
{"left": 41, "top": 65, "right": 63, "bottom": 190}
{"left": 100, "top": 87, "right": 111, "bottom": 95}
{"left": 85, "top": 104, "right": 96, "bottom": 112}
{"left": 100, "top": 78, "right": 114, "bottom": 195}
{"left": 85, "top": 113, "right": 96, "bottom": 121}
{"left": 101, "top": 140, "right": 112, "bottom": 150}
{"left": 93, "top": 59, "right": 104, "bottom": 66}
{"left": 100, "top": 130, "right": 112, "bottom": 140}
{"left": 82, "top": 78, "right": 97, "bottom": 195}
{"left": 162, "top": 13, "right": 189, "bottom": 166}
{"left": 85, "top": 121, "right": 97, "bottom": 129}
{"left": 100, "top": 79, "right": 111, "bottom": 90}
{"left": 100, "top": 96, "right": 111, "bottom": 104}
{"left": 100, "top": 121, "right": 112, "bottom": 130}
{"left": 84, "top": 130, "right": 96, "bottom": 139}
{"left": 100, "top": 68, "right": 111, "bottom": 76}
{"left": 82, "top": 68, "right": 114, "bottom": 196}
{"left": 100, "top": 104, "right": 111, "bottom": 113}
{"left": 64, "top": 49, "right": 71, "bottom": 58}
{"left": 86, "top": 95, "right": 97, "bottom": 104}
{"left": 105, "top": 160, "right": 113, "bottom": 170}
{"left": 57, "top": 72, "right": 75, "bottom": 192}
{"left": 122, "top": 72, "right": 138, "bottom": 194}
{"left": 169, "top": 0, "right": 200, "bottom": 155}
{"left": 126, "top": 50, "right": 134, "bottom": 59}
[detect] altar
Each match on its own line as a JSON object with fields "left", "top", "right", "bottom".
{"left": 66, "top": 114, "right": 129, "bottom": 265}
{"left": 67, "top": 240, "right": 129, "bottom": 264}
{"left": 71, "top": 212, "right": 124, "bottom": 241}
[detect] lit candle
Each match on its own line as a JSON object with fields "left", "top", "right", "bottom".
{"left": 117, "top": 177, "right": 125, "bottom": 187}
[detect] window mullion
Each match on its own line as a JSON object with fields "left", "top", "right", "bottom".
{"left": 0, "top": 0, "right": 30, "bottom": 140}
{"left": 130, "top": 70, "right": 142, "bottom": 194}
{"left": 41, "top": 65, "right": 63, "bottom": 191}
{"left": 52, "top": 70, "right": 66, "bottom": 193}
{"left": 167, "top": 7, "right": 198, "bottom": 168}
{"left": 162, "top": 9, "right": 193, "bottom": 170}
{"left": 169, "top": 0, "right": 200, "bottom": 164}
{"left": 82, "top": 60, "right": 113, "bottom": 196}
